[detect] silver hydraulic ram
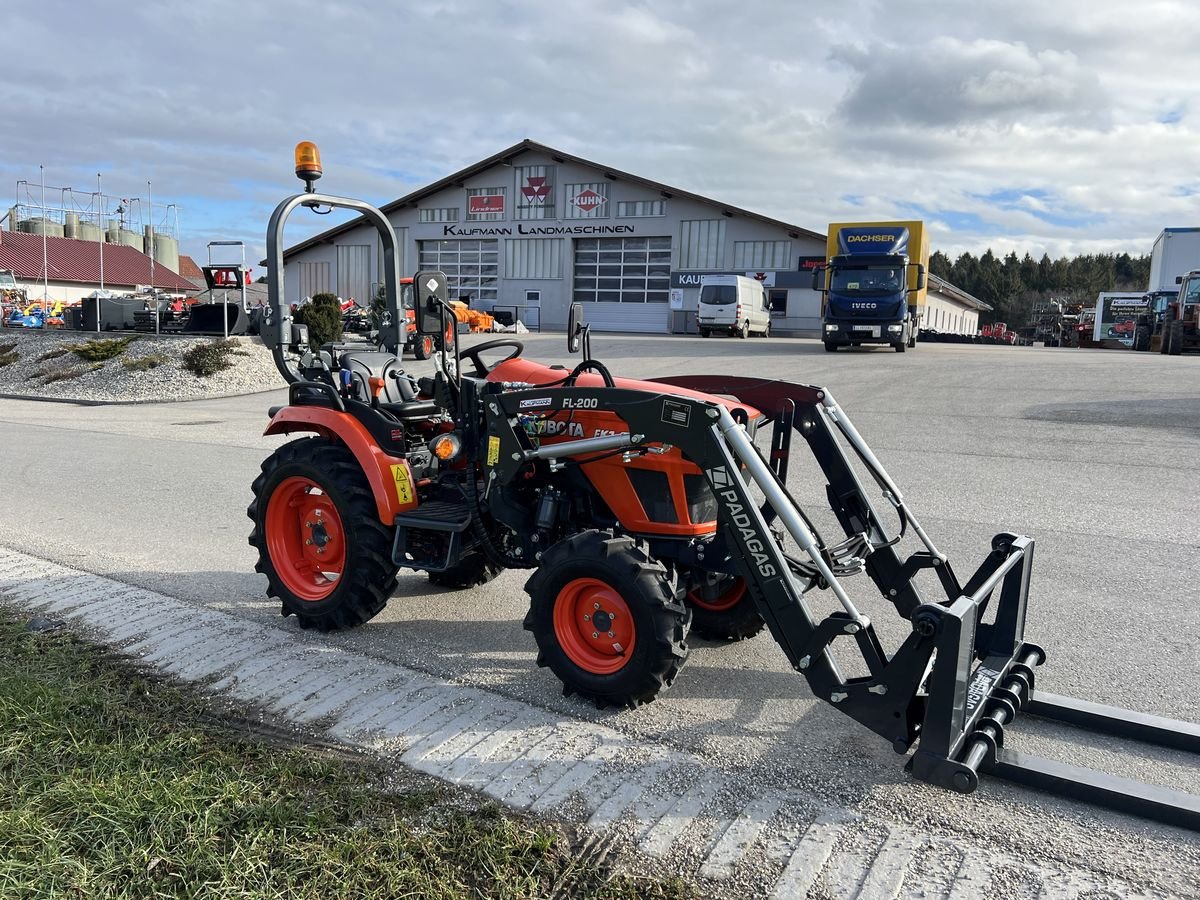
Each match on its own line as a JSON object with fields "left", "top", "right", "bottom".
{"left": 714, "top": 406, "right": 869, "bottom": 627}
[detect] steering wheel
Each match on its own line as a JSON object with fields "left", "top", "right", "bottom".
{"left": 459, "top": 339, "right": 524, "bottom": 376}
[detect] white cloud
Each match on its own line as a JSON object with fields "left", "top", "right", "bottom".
{"left": 2, "top": 0, "right": 1196, "bottom": 267}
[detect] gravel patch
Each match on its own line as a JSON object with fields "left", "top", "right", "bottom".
{"left": 0, "top": 328, "right": 286, "bottom": 403}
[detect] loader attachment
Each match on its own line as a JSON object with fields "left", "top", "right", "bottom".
{"left": 484, "top": 374, "right": 1200, "bottom": 831}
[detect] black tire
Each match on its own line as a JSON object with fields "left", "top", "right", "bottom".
{"left": 1133, "top": 325, "right": 1150, "bottom": 352}
{"left": 824, "top": 342, "right": 838, "bottom": 352}
{"left": 523, "top": 530, "right": 690, "bottom": 709}
{"left": 413, "top": 334, "right": 434, "bottom": 360}
{"left": 894, "top": 340, "right": 906, "bottom": 352}
{"left": 428, "top": 551, "right": 503, "bottom": 589}
{"left": 1168, "top": 320, "right": 1183, "bottom": 355}
{"left": 700, "top": 328, "right": 711, "bottom": 338}
{"left": 762, "top": 321, "right": 772, "bottom": 338}
{"left": 248, "top": 437, "right": 397, "bottom": 631}
{"left": 739, "top": 320, "right": 750, "bottom": 339}
{"left": 683, "top": 573, "right": 764, "bottom": 641}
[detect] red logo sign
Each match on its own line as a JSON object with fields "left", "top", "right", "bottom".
{"left": 572, "top": 189, "right": 605, "bottom": 212}
{"left": 521, "top": 176, "right": 551, "bottom": 205}
{"left": 468, "top": 194, "right": 505, "bottom": 215}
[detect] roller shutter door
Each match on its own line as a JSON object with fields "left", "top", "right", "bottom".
{"left": 573, "top": 236, "right": 671, "bottom": 333}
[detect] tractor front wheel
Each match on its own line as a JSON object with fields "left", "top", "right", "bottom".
{"left": 249, "top": 437, "right": 397, "bottom": 631}
{"left": 684, "top": 573, "right": 764, "bottom": 641}
{"left": 524, "top": 531, "right": 690, "bottom": 708}
{"left": 413, "top": 334, "right": 435, "bottom": 360}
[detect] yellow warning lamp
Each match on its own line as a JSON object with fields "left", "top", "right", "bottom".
{"left": 294, "top": 141, "right": 323, "bottom": 192}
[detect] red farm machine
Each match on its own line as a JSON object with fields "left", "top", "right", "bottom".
{"left": 249, "top": 143, "right": 1200, "bottom": 831}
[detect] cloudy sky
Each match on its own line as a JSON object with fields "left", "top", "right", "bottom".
{"left": 4, "top": 0, "right": 1197, "bottom": 273}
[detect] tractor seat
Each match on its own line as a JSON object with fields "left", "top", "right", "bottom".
{"left": 380, "top": 399, "right": 441, "bottom": 420}
{"left": 339, "top": 351, "right": 415, "bottom": 405}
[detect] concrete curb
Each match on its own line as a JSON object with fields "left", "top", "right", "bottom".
{"left": 0, "top": 548, "right": 1167, "bottom": 899}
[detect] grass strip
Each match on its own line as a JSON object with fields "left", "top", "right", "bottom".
{"left": 0, "top": 613, "right": 691, "bottom": 899}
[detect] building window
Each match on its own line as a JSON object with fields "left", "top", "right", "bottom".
{"left": 573, "top": 236, "right": 671, "bottom": 304}
{"left": 565, "top": 183, "right": 609, "bottom": 219}
{"left": 678, "top": 220, "right": 725, "bottom": 269}
{"left": 505, "top": 238, "right": 563, "bottom": 279}
{"left": 417, "top": 239, "right": 499, "bottom": 304}
{"left": 514, "top": 165, "right": 555, "bottom": 220}
{"left": 734, "top": 240, "right": 792, "bottom": 270}
{"left": 419, "top": 207, "right": 458, "bottom": 223}
{"left": 466, "top": 187, "right": 506, "bottom": 221}
{"left": 769, "top": 289, "right": 787, "bottom": 316}
{"left": 617, "top": 199, "right": 665, "bottom": 217}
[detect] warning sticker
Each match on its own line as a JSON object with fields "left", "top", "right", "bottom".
{"left": 487, "top": 435, "right": 501, "bottom": 466}
{"left": 390, "top": 464, "right": 414, "bottom": 506}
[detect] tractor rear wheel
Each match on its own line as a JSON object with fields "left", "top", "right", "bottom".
{"left": 1133, "top": 325, "right": 1150, "bottom": 351}
{"left": 428, "top": 550, "right": 503, "bottom": 589}
{"left": 524, "top": 531, "right": 690, "bottom": 708}
{"left": 249, "top": 437, "right": 397, "bottom": 631}
{"left": 684, "top": 573, "right": 764, "bottom": 641}
{"left": 1168, "top": 320, "right": 1183, "bottom": 355}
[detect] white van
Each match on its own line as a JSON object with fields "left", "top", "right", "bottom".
{"left": 698, "top": 275, "right": 772, "bottom": 338}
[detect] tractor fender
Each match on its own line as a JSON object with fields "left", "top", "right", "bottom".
{"left": 264, "top": 406, "right": 417, "bottom": 525}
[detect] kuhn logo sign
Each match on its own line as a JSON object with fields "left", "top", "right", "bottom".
{"left": 706, "top": 466, "right": 777, "bottom": 578}
{"left": 571, "top": 189, "right": 606, "bottom": 212}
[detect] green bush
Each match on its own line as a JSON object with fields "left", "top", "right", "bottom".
{"left": 295, "top": 291, "right": 344, "bottom": 348}
{"left": 40, "top": 362, "right": 103, "bottom": 383}
{"left": 0, "top": 348, "right": 18, "bottom": 368}
{"left": 37, "top": 346, "right": 72, "bottom": 361}
{"left": 182, "top": 338, "right": 242, "bottom": 377}
{"left": 72, "top": 337, "right": 135, "bottom": 362}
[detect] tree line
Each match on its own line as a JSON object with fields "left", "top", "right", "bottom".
{"left": 927, "top": 249, "right": 1151, "bottom": 326}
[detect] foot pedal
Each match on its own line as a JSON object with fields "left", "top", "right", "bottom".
{"left": 391, "top": 502, "right": 473, "bottom": 573}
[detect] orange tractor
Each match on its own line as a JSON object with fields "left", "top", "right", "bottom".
{"left": 247, "top": 142, "right": 1200, "bottom": 831}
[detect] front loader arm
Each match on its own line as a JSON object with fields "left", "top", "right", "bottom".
{"left": 482, "top": 378, "right": 1200, "bottom": 832}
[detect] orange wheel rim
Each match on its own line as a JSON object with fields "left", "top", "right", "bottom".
{"left": 688, "top": 577, "right": 746, "bottom": 612}
{"left": 422, "top": 336, "right": 433, "bottom": 356}
{"left": 553, "top": 578, "right": 636, "bottom": 674}
{"left": 265, "top": 476, "right": 346, "bottom": 601}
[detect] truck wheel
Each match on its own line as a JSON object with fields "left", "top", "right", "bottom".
{"left": 894, "top": 340, "right": 906, "bottom": 352}
{"left": 1133, "top": 325, "right": 1150, "bottom": 352}
{"left": 413, "top": 334, "right": 434, "bottom": 360}
{"left": 249, "top": 438, "right": 396, "bottom": 631}
{"left": 739, "top": 321, "right": 750, "bottom": 339}
{"left": 824, "top": 342, "right": 838, "bottom": 352}
{"left": 762, "top": 321, "right": 771, "bottom": 338}
{"left": 428, "top": 551, "right": 503, "bottom": 589}
{"left": 700, "top": 328, "right": 711, "bottom": 338}
{"left": 684, "top": 574, "right": 764, "bottom": 641}
{"left": 1168, "top": 320, "right": 1183, "bottom": 355}
{"left": 524, "top": 531, "right": 690, "bottom": 709}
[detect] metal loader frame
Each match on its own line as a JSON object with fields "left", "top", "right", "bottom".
{"left": 480, "top": 375, "right": 1200, "bottom": 831}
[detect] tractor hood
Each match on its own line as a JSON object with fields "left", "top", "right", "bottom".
{"left": 488, "top": 357, "right": 763, "bottom": 423}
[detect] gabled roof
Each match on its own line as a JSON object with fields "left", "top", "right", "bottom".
{"left": 177, "top": 254, "right": 205, "bottom": 280}
{"left": 0, "top": 229, "right": 196, "bottom": 291}
{"left": 282, "top": 139, "right": 826, "bottom": 259}
{"left": 929, "top": 273, "right": 992, "bottom": 311}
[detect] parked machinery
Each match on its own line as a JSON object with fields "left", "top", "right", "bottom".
{"left": 248, "top": 142, "right": 1200, "bottom": 833}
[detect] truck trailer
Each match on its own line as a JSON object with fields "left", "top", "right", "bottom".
{"left": 1148, "top": 227, "right": 1200, "bottom": 294}
{"left": 813, "top": 221, "right": 927, "bottom": 352}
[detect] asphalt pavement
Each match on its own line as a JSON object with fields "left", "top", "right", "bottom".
{"left": 1, "top": 332, "right": 1198, "bottom": 896}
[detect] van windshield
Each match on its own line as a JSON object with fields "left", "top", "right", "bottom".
{"left": 700, "top": 284, "right": 737, "bottom": 304}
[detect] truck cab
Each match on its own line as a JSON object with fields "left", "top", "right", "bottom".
{"left": 814, "top": 222, "right": 927, "bottom": 353}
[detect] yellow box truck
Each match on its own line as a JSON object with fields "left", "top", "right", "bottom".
{"left": 812, "top": 221, "right": 928, "bottom": 352}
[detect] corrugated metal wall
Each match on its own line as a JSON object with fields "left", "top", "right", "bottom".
{"left": 337, "top": 245, "right": 371, "bottom": 304}
{"left": 297, "top": 261, "right": 331, "bottom": 299}
{"left": 505, "top": 238, "right": 563, "bottom": 279}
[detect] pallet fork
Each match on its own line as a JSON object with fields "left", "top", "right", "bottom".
{"left": 480, "top": 374, "right": 1200, "bottom": 831}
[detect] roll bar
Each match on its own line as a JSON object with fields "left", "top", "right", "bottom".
{"left": 262, "top": 192, "right": 404, "bottom": 384}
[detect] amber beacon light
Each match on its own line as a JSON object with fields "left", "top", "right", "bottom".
{"left": 294, "top": 141, "right": 323, "bottom": 191}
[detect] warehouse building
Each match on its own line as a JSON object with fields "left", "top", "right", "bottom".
{"left": 281, "top": 140, "right": 986, "bottom": 337}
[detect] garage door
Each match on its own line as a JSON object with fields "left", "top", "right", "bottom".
{"left": 573, "top": 236, "right": 671, "bottom": 333}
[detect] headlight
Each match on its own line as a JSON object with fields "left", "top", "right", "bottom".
{"left": 825, "top": 323, "right": 839, "bottom": 332}
{"left": 887, "top": 324, "right": 903, "bottom": 333}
